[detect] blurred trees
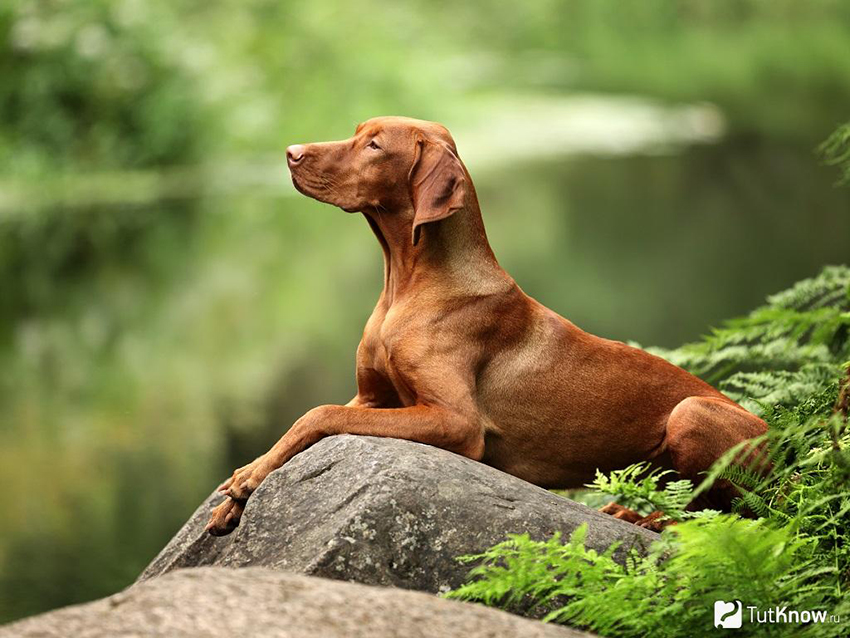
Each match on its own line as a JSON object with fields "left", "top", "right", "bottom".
{"left": 0, "top": 1, "right": 207, "bottom": 174}
{"left": 5, "top": 0, "right": 850, "bottom": 176}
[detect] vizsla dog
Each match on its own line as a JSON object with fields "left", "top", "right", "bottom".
{"left": 206, "top": 116, "right": 767, "bottom": 535}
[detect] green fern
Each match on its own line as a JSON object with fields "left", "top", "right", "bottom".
{"left": 448, "top": 518, "right": 818, "bottom": 638}
{"left": 715, "top": 463, "right": 764, "bottom": 491}
{"left": 720, "top": 363, "right": 839, "bottom": 414}
{"left": 587, "top": 463, "right": 695, "bottom": 521}
{"left": 821, "top": 122, "right": 850, "bottom": 185}
{"left": 648, "top": 265, "right": 850, "bottom": 394}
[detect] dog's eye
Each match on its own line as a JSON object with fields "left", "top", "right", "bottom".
{"left": 367, "top": 140, "right": 381, "bottom": 150}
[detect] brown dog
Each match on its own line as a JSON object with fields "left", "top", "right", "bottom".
{"left": 205, "top": 116, "right": 767, "bottom": 535}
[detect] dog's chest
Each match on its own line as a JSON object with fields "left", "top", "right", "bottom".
{"left": 357, "top": 304, "right": 421, "bottom": 404}
{"left": 360, "top": 322, "right": 391, "bottom": 375}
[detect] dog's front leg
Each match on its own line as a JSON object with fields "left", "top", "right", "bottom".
{"left": 206, "top": 402, "right": 483, "bottom": 535}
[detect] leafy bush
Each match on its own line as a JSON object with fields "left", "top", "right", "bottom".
{"left": 0, "top": 1, "right": 207, "bottom": 173}
{"left": 448, "top": 266, "right": 850, "bottom": 637}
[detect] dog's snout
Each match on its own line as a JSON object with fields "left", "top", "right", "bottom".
{"left": 287, "top": 144, "right": 306, "bottom": 166}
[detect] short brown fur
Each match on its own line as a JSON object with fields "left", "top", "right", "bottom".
{"left": 206, "top": 117, "right": 767, "bottom": 535}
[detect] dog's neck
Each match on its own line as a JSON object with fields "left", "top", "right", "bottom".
{"left": 363, "top": 195, "right": 509, "bottom": 307}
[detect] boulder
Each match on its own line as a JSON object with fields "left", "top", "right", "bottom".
{"left": 140, "top": 435, "right": 658, "bottom": 593}
{"left": 0, "top": 566, "right": 592, "bottom": 638}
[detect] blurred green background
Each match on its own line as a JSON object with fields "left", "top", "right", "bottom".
{"left": 1, "top": 0, "right": 849, "bottom": 622}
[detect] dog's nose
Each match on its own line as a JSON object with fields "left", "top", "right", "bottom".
{"left": 286, "top": 144, "right": 305, "bottom": 166}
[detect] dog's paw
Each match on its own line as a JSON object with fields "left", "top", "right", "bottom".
{"left": 217, "top": 456, "right": 263, "bottom": 495}
{"left": 599, "top": 502, "right": 644, "bottom": 524}
{"left": 223, "top": 459, "right": 272, "bottom": 502}
{"left": 636, "top": 510, "right": 674, "bottom": 532}
{"left": 205, "top": 497, "right": 245, "bottom": 536}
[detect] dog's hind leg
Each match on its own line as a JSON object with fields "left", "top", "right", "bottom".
{"left": 663, "top": 396, "right": 768, "bottom": 512}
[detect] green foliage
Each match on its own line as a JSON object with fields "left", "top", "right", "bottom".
{"left": 442, "top": 0, "right": 850, "bottom": 144}
{"left": 448, "top": 519, "right": 817, "bottom": 638}
{"left": 821, "top": 122, "right": 850, "bottom": 185}
{"left": 699, "top": 389, "right": 850, "bottom": 573}
{"left": 587, "top": 463, "right": 699, "bottom": 521}
{"left": 449, "top": 267, "right": 850, "bottom": 637}
{"left": 448, "top": 527, "right": 627, "bottom": 618}
{"left": 0, "top": 1, "right": 208, "bottom": 173}
{"left": 0, "top": 1, "right": 212, "bottom": 330}
{"left": 5, "top": 1, "right": 850, "bottom": 175}
{"left": 648, "top": 265, "right": 850, "bottom": 414}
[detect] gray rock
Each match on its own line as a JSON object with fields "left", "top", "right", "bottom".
{"left": 140, "top": 435, "right": 658, "bottom": 593}
{"left": 0, "top": 566, "right": 593, "bottom": 638}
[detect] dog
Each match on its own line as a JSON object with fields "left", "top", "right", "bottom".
{"left": 205, "top": 116, "right": 767, "bottom": 535}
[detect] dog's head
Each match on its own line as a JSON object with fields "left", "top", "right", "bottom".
{"left": 287, "top": 116, "right": 469, "bottom": 245}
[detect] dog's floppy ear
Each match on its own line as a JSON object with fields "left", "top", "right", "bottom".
{"left": 409, "top": 137, "right": 467, "bottom": 246}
